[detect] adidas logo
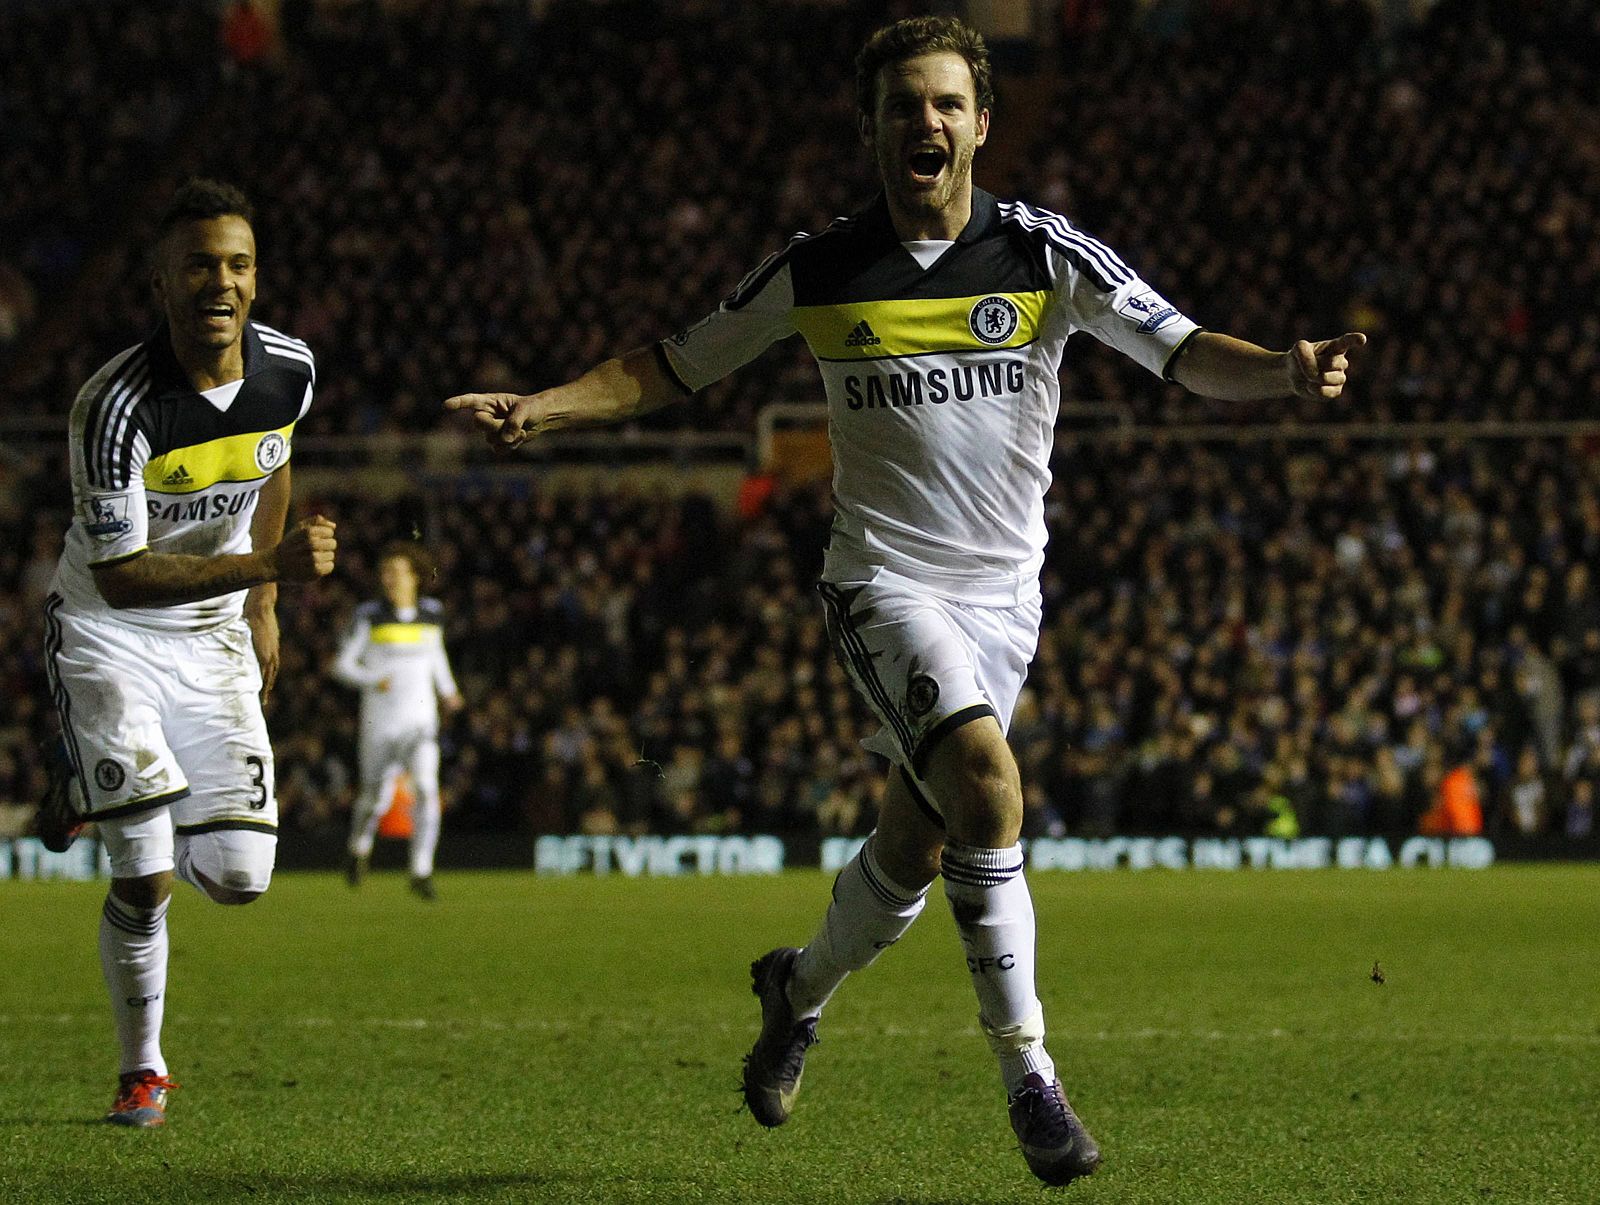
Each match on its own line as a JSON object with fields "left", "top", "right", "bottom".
{"left": 844, "top": 319, "right": 881, "bottom": 347}
{"left": 161, "top": 464, "right": 194, "bottom": 486}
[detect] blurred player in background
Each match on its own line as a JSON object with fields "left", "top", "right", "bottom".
{"left": 332, "top": 541, "right": 461, "bottom": 900}
{"left": 38, "top": 179, "right": 337, "bottom": 1126}
{"left": 446, "top": 15, "right": 1363, "bottom": 1187}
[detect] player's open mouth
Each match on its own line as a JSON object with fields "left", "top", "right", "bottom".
{"left": 198, "top": 303, "right": 235, "bottom": 325}
{"left": 907, "top": 148, "right": 947, "bottom": 185}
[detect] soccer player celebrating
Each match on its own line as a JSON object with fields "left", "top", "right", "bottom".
{"left": 38, "top": 179, "right": 337, "bottom": 1126}
{"left": 446, "top": 16, "right": 1363, "bottom": 1186}
{"left": 332, "top": 541, "right": 461, "bottom": 900}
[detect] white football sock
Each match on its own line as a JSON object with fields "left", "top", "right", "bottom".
{"left": 941, "top": 840, "right": 1056, "bottom": 1094}
{"left": 409, "top": 785, "right": 440, "bottom": 879}
{"left": 788, "top": 835, "right": 929, "bottom": 1019}
{"left": 348, "top": 782, "right": 385, "bottom": 859}
{"left": 99, "top": 894, "right": 169, "bottom": 1077}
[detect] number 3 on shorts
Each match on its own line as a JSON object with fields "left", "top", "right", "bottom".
{"left": 245, "top": 755, "right": 267, "bottom": 810}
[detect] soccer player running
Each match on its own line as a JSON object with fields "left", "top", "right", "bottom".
{"left": 38, "top": 179, "right": 337, "bottom": 1127}
{"left": 332, "top": 542, "right": 462, "bottom": 900}
{"left": 446, "top": 16, "right": 1364, "bottom": 1186}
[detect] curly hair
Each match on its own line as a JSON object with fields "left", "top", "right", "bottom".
{"left": 378, "top": 540, "right": 434, "bottom": 584}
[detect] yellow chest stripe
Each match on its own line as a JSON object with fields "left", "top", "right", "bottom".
{"left": 144, "top": 425, "right": 294, "bottom": 494}
{"left": 793, "top": 292, "right": 1050, "bottom": 361}
{"left": 369, "top": 623, "right": 434, "bottom": 645}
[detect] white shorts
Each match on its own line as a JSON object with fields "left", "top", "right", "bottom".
{"left": 818, "top": 570, "right": 1041, "bottom": 779}
{"left": 358, "top": 728, "right": 440, "bottom": 795}
{"left": 44, "top": 596, "right": 278, "bottom": 879}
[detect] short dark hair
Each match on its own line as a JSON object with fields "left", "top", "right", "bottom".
{"left": 156, "top": 178, "right": 254, "bottom": 243}
{"left": 855, "top": 16, "right": 993, "bottom": 121}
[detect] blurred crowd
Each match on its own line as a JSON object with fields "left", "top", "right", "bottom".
{"left": 1, "top": 0, "right": 880, "bottom": 434}
{"left": 1026, "top": 0, "right": 1600, "bottom": 426}
{"left": 4, "top": 0, "right": 1598, "bottom": 427}
{"left": 3, "top": 436, "right": 1598, "bottom": 843}
{"left": 1, "top": 0, "right": 1598, "bottom": 845}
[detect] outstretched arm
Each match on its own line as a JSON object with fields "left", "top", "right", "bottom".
{"left": 92, "top": 512, "right": 337, "bottom": 609}
{"left": 444, "top": 346, "right": 686, "bottom": 451}
{"left": 1169, "top": 330, "right": 1367, "bottom": 402}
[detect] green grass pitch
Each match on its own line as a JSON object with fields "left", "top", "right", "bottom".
{"left": 2, "top": 866, "right": 1597, "bottom": 1203}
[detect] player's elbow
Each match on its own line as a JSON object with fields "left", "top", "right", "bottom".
{"left": 90, "top": 566, "right": 144, "bottom": 609}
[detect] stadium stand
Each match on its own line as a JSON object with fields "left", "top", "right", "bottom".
{"left": 4, "top": 435, "right": 1599, "bottom": 842}
{"left": 4, "top": 0, "right": 1598, "bottom": 426}
{"left": 1, "top": 0, "right": 1597, "bottom": 848}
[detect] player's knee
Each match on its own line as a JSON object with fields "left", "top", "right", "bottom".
{"left": 933, "top": 736, "right": 1023, "bottom": 845}
{"left": 112, "top": 871, "right": 174, "bottom": 909}
{"left": 946, "top": 741, "right": 1020, "bottom": 801}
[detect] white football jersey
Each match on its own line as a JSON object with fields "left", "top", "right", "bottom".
{"left": 661, "top": 191, "right": 1198, "bottom": 605}
{"left": 51, "top": 321, "right": 314, "bottom": 632}
{"left": 332, "top": 598, "right": 457, "bottom": 739}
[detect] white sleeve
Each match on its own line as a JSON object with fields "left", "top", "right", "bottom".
{"left": 70, "top": 356, "right": 153, "bottom": 567}
{"left": 330, "top": 616, "right": 382, "bottom": 688}
{"left": 659, "top": 259, "right": 797, "bottom": 393}
{"left": 431, "top": 631, "right": 458, "bottom": 700}
{"left": 78, "top": 470, "right": 149, "bottom": 567}
{"left": 1052, "top": 245, "right": 1200, "bottom": 380}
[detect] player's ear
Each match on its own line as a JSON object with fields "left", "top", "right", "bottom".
{"left": 975, "top": 107, "right": 989, "bottom": 148}
{"left": 148, "top": 239, "right": 168, "bottom": 303}
{"left": 858, "top": 112, "right": 874, "bottom": 148}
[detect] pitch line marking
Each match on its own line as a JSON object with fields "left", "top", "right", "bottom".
{"left": 5, "top": 1014, "right": 1600, "bottom": 1045}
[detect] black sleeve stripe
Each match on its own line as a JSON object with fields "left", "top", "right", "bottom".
{"left": 90, "top": 359, "right": 143, "bottom": 488}
{"left": 84, "top": 355, "right": 149, "bottom": 489}
{"left": 999, "top": 200, "right": 1132, "bottom": 292}
{"left": 256, "top": 324, "right": 317, "bottom": 386}
{"left": 1043, "top": 239, "right": 1116, "bottom": 295}
{"left": 724, "top": 244, "right": 797, "bottom": 312}
{"left": 114, "top": 422, "right": 145, "bottom": 495}
{"left": 1162, "top": 327, "right": 1204, "bottom": 382}
{"left": 722, "top": 217, "right": 859, "bottom": 312}
{"left": 653, "top": 342, "right": 694, "bottom": 396}
{"left": 93, "top": 367, "right": 151, "bottom": 490}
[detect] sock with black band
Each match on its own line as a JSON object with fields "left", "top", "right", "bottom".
{"left": 99, "top": 893, "right": 170, "bottom": 1076}
{"left": 787, "top": 834, "right": 929, "bottom": 1019}
{"left": 941, "top": 839, "right": 1056, "bottom": 1094}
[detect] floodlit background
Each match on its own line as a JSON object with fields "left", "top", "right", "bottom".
{"left": 4, "top": 0, "right": 1599, "bottom": 867}
{"left": 2, "top": 3, "right": 1599, "bottom": 1202}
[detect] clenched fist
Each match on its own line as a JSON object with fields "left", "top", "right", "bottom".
{"left": 272, "top": 514, "right": 337, "bottom": 581}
